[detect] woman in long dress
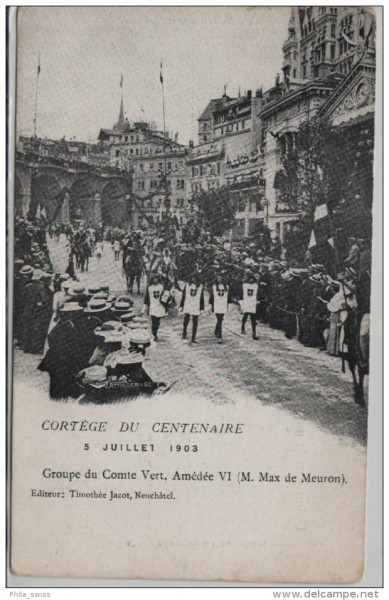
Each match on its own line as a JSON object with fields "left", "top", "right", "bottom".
{"left": 326, "top": 283, "right": 345, "bottom": 356}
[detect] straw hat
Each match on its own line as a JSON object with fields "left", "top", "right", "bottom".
{"left": 60, "top": 302, "right": 84, "bottom": 313}
{"left": 84, "top": 298, "right": 112, "bottom": 313}
{"left": 68, "top": 284, "right": 86, "bottom": 297}
{"left": 20, "top": 265, "right": 34, "bottom": 276}
{"left": 111, "top": 300, "right": 133, "bottom": 313}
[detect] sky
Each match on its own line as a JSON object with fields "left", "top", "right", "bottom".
{"left": 15, "top": 6, "right": 290, "bottom": 145}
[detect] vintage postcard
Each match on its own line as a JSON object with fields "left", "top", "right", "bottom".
{"left": 8, "top": 6, "right": 381, "bottom": 584}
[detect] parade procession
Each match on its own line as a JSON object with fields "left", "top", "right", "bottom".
{"left": 13, "top": 208, "right": 371, "bottom": 412}
{"left": 12, "top": 6, "right": 375, "bottom": 431}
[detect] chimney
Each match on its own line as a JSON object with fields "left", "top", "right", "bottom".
{"left": 189, "top": 140, "right": 194, "bottom": 149}
{"left": 247, "top": 90, "right": 252, "bottom": 100}
{"left": 276, "top": 74, "right": 280, "bottom": 87}
{"left": 255, "top": 88, "right": 262, "bottom": 98}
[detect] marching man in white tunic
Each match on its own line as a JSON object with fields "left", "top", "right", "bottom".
{"left": 209, "top": 277, "right": 232, "bottom": 343}
{"left": 180, "top": 275, "right": 205, "bottom": 344}
{"left": 240, "top": 273, "right": 260, "bottom": 340}
{"left": 143, "top": 275, "right": 170, "bottom": 341}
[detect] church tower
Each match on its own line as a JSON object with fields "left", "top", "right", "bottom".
{"left": 282, "top": 6, "right": 301, "bottom": 82}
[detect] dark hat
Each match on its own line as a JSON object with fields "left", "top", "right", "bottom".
{"left": 100, "top": 285, "right": 110, "bottom": 293}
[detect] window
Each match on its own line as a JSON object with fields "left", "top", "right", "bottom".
{"left": 136, "top": 136, "right": 139, "bottom": 142}
{"left": 125, "top": 136, "right": 128, "bottom": 142}
{"left": 293, "top": 68, "right": 297, "bottom": 77}
{"left": 167, "top": 162, "right": 172, "bottom": 170}
{"left": 159, "top": 162, "right": 163, "bottom": 170}
{"left": 177, "top": 179, "right": 185, "bottom": 189}
{"left": 130, "top": 149, "right": 134, "bottom": 154}
{"left": 149, "top": 163, "right": 154, "bottom": 170}
{"left": 137, "top": 180, "right": 145, "bottom": 190}
{"left": 131, "top": 136, "right": 134, "bottom": 142}
{"left": 140, "top": 164, "right": 144, "bottom": 171}
{"left": 331, "top": 45, "right": 335, "bottom": 59}
{"left": 221, "top": 127, "right": 224, "bottom": 135}
{"left": 135, "top": 148, "right": 139, "bottom": 155}
{"left": 242, "top": 121, "right": 246, "bottom": 129}
{"left": 331, "top": 24, "right": 336, "bottom": 37}
{"left": 217, "top": 163, "right": 221, "bottom": 175}
{"left": 116, "top": 150, "right": 120, "bottom": 157}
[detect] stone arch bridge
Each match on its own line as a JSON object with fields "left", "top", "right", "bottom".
{"left": 14, "top": 154, "right": 137, "bottom": 227}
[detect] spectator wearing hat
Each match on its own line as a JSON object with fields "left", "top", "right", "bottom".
{"left": 38, "top": 302, "right": 90, "bottom": 399}
{"left": 209, "top": 276, "right": 232, "bottom": 343}
{"left": 180, "top": 275, "right": 204, "bottom": 344}
{"left": 44, "top": 277, "right": 75, "bottom": 352}
{"left": 143, "top": 275, "right": 170, "bottom": 342}
{"left": 84, "top": 297, "right": 113, "bottom": 324}
{"left": 239, "top": 273, "right": 260, "bottom": 340}
{"left": 22, "top": 269, "right": 53, "bottom": 354}
{"left": 110, "top": 298, "right": 135, "bottom": 322}
{"left": 257, "top": 264, "right": 272, "bottom": 324}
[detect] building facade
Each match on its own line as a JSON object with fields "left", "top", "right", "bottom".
{"left": 98, "top": 102, "right": 190, "bottom": 228}
{"left": 188, "top": 89, "right": 265, "bottom": 237}
{"left": 259, "top": 6, "right": 376, "bottom": 240}
{"left": 188, "top": 7, "right": 376, "bottom": 242}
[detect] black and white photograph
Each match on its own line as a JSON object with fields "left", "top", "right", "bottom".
{"left": 8, "top": 6, "right": 381, "bottom": 585}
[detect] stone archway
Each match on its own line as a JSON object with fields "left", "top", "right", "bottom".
{"left": 69, "top": 178, "right": 97, "bottom": 222}
{"left": 101, "top": 181, "right": 132, "bottom": 227}
{"left": 30, "top": 173, "right": 64, "bottom": 222}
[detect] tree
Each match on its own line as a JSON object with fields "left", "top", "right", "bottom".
{"left": 280, "top": 117, "right": 374, "bottom": 262}
{"left": 194, "top": 186, "right": 238, "bottom": 237}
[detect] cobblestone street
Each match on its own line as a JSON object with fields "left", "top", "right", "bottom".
{"left": 13, "top": 235, "right": 368, "bottom": 447}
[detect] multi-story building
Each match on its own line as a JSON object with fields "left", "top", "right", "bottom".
{"left": 258, "top": 5, "right": 376, "bottom": 240}
{"left": 189, "top": 7, "right": 375, "bottom": 242}
{"left": 98, "top": 101, "right": 190, "bottom": 228}
{"left": 188, "top": 89, "right": 265, "bottom": 236}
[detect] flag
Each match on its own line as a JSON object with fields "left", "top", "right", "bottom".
{"left": 160, "top": 61, "right": 163, "bottom": 84}
{"left": 308, "top": 203, "right": 336, "bottom": 268}
{"left": 120, "top": 74, "right": 123, "bottom": 88}
{"left": 37, "top": 52, "right": 41, "bottom": 75}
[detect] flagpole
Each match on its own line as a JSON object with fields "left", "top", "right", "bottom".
{"left": 33, "top": 52, "right": 40, "bottom": 138}
{"left": 160, "top": 60, "right": 170, "bottom": 227}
